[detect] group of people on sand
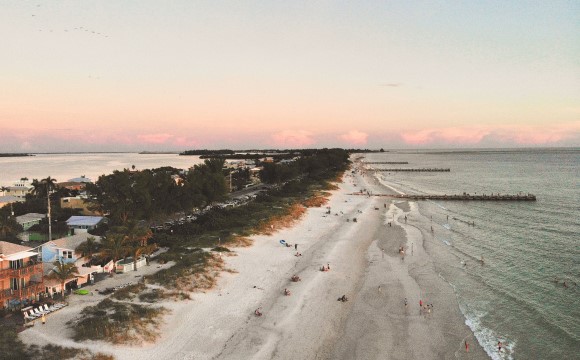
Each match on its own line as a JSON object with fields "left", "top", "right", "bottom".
{"left": 320, "top": 263, "right": 330, "bottom": 272}
{"left": 418, "top": 299, "right": 434, "bottom": 314}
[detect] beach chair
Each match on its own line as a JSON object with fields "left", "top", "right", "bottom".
{"left": 31, "top": 308, "right": 43, "bottom": 317}
{"left": 24, "top": 311, "right": 35, "bottom": 322}
{"left": 36, "top": 307, "right": 49, "bottom": 315}
{"left": 25, "top": 310, "right": 39, "bottom": 320}
{"left": 43, "top": 304, "right": 52, "bottom": 313}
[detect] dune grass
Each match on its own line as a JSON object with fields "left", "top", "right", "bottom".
{"left": 71, "top": 298, "right": 167, "bottom": 345}
{"left": 0, "top": 328, "right": 114, "bottom": 360}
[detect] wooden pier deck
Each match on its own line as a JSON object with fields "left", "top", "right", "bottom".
{"left": 374, "top": 168, "right": 451, "bottom": 172}
{"left": 351, "top": 193, "right": 536, "bottom": 201}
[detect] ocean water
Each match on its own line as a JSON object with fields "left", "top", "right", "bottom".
{"left": 366, "top": 149, "right": 579, "bottom": 359}
{"left": 0, "top": 153, "right": 204, "bottom": 187}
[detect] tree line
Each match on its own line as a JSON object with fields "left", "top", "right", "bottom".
{"left": 259, "top": 148, "right": 350, "bottom": 184}
{"left": 85, "top": 158, "right": 228, "bottom": 226}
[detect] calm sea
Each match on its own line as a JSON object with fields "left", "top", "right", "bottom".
{"left": 0, "top": 153, "right": 204, "bottom": 187}
{"left": 368, "top": 148, "right": 579, "bottom": 360}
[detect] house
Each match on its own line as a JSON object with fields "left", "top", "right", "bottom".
{"left": 16, "top": 213, "right": 46, "bottom": 231}
{"left": 41, "top": 233, "right": 99, "bottom": 265}
{"left": 65, "top": 216, "right": 106, "bottom": 233}
{"left": 3, "top": 179, "right": 34, "bottom": 199}
{"left": 57, "top": 175, "right": 92, "bottom": 192}
{"left": 0, "top": 241, "right": 44, "bottom": 309}
{"left": 41, "top": 233, "right": 105, "bottom": 296}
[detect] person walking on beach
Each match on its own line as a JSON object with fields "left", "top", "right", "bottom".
{"left": 295, "top": 243, "right": 298, "bottom": 250}
{"left": 41, "top": 314, "right": 46, "bottom": 325}
{"left": 465, "top": 341, "right": 469, "bottom": 352}
{"left": 498, "top": 341, "right": 502, "bottom": 352}
{"left": 404, "top": 298, "right": 408, "bottom": 308}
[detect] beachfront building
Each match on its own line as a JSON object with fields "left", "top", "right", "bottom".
{"left": 0, "top": 241, "right": 44, "bottom": 309}
{"left": 41, "top": 233, "right": 105, "bottom": 296}
{"left": 65, "top": 216, "right": 106, "bottom": 233}
{"left": 2, "top": 179, "right": 34, "bottom": 199}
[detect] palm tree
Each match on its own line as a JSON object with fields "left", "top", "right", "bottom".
{"left": 32, "top": 177, "right": 57, "bottom": 241}
{"left": 100, "top": 232, "right": 130, "bottom": 273}
{"left": 75, "top": 236, "right": 99, "bottom": 262}
{"left": 119, "top": 223, "right": 154, "bottom": 271}
{"left": 47, "top": 261, "right": 79, "bottom": 298}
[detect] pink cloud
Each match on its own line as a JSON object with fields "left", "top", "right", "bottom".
{"left": 339, "top": 130, "right": 369, "bottom": 145}
{"left": 271, "top": 130, "right": 315, "bottom": 147}
{"left": 137, "top": 133, "right": 173, "bottom": 144}
{"left": 400, "top": 123, "right": 580, "bottom": 146}
{"left": 401, "top": 128, "right": 487, "bottom": 145}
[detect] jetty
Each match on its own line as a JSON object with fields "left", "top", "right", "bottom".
{"left": 351, "top": 193, "right": 536, "bottom": 201}
{"left": 363, "top": 161, "right": 409, "bottom": 164}
{"left": 374, "top": 168, "right": 450, "bottom": 172}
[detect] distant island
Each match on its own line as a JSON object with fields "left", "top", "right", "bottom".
{"left": 139, "top": 151, "right": 180, "bottom": 154}
{"left": 179, "top": 148, "right": 384, "bottom": 158}
{"left": 0, "top": 153, "right": 35, "bottom": 157}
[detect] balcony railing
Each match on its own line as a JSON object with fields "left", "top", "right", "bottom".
{"left": 0, "top": 281, "right": 44, "bottom": 302}
{"left": 0, "top": 263, "right": 43, "bottom": 280}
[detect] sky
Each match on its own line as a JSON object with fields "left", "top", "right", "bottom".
{"left": 1, "top": 0, "right": 579, "bottom": 152}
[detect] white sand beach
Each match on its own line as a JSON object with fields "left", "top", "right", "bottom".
{"left": 22, "top": 159, "right": 488, "bottom": 359}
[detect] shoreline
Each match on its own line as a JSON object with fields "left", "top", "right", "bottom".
{"left": 21, "top": 158, "right": 488, "bottom": 359}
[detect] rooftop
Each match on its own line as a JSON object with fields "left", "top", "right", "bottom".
{"left": 67, "top": 176, "right": 92, "bottom": 183}
{"left": 0, "top": 241, "right": 33, "bottom": 256}
{"left": 48, "top": 233, "right": 101, "bottom": 251}
{"left": 15, "top": 213, "right": 46, "bottom": 224}
{"left": 66, "top": 216, "right": 105, "bottom": 227}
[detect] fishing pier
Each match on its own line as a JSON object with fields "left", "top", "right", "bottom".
{"left": 352, "top": 193, "right": 537, "bottom": 201}
{"left": 374, "top": 168, "right": 451, "bottom": 172}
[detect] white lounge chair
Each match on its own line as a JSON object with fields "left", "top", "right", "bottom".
{"left": 36, "top": 307, "right": 48, "bottom": 315}
{"left": 25, "top": 310, "right": 38, "bottom": 320}
{"left": 43, "top": 304, "right": 52, "bottom": 313}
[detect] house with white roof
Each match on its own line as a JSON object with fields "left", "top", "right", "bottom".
{"left": 65, "top": 216, "right": 106, "bottom": 233}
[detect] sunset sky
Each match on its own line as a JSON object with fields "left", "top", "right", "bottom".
{"left": 1, "top": 1, "right": 578, "bottom": 152}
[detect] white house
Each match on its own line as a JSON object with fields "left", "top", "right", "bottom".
{"left": 65, "top": 216, "right": 106, "bottom": 233}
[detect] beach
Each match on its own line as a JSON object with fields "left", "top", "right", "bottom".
{"left": 22, "top": 158, "right": 488, "bottom": 359}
